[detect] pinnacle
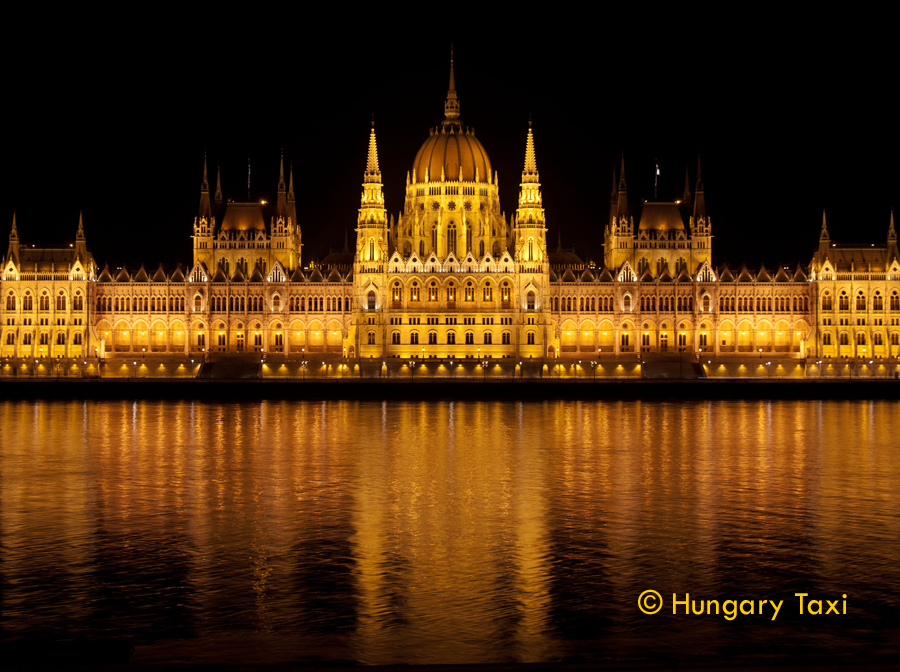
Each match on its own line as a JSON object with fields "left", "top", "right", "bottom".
{"left": 366, "top": 122, "right": 380, "bottom": 176}
{"left": 523, "top": 123, "right": 538, "bottom": 175}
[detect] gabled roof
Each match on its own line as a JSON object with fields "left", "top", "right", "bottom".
{"left": 580, "top": 268, "right": 595, "bottom": 282}
{"left": 561, "top": 268, "right": 577, "bottom": 282}
{"left": 676, "top": 266, "right": 693, "bottom": 282}
{"left": 657, "top": 267, "right": 674, "bottom": 282}
{"left": 230, "top": 266, "right": 247, "bottom": 283}
{"left": 212, "top": 265, "right": 228, "bottom": 282}
{"left": 152, "top": 264, "right": 168, "bottom": 282}
{"left": 308, "top": 268, "right": 324, "bottom": 282}
{"left": 170, "top": 265, "right": 185, "bottom": 282}
{"left": 98, "top": 264, "right": 114, "bottom": 282}
{"left": 756, "top": 264, "right": 771, "bottom": 282}
{"left": 249, "top": 264, "right": 265, "bottom": 282}
{"left": 639, "top": 267, "right": 655, "bottom": 282}
{"left": 736, "top": 265, "right": 755, "bottom": 282}
{"left": 133, "top": 265, "right": 149, "bottom": 282}
{"left": 718, "top": 265, "right": 734, "bottom": 282}
{"left": 774, "top": 266, "right": 791, "bottom": 282}
{"left": 792, "top": 265, "right": 808, "bottom": 282}
{"left": 327, "top": 268, "right": 343, "bottom": 282}
{"left": 115, "top": 266, "right": 131, "bottom": 282}
{"left": 597, "top": 268, "right": 614, "bottom": 282}
{"left": 290, "top": 267, "right": 306, "bottom": 282}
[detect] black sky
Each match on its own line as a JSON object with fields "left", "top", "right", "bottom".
{"left": 3, "top": 20, "right": 897, "bottom": 272}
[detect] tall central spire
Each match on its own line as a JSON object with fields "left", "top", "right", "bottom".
{"left": 443, "top": 45, "right": 460, "bottom": 122}
{"left": 521, "top": 120, "right": 539, "bottom": 183}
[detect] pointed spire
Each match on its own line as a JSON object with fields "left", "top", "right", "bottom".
{"left": 10, "top": 211, "right": 18, "bottom": 240}
{"left": 682, "top": 165, "right": 692, "bottom": 204}
{"left": 199, "top": 153, "right": 212, "bottom": 220}
{"left": 278, "top": 149, "right": 286, "bottom": 192}
{"left": 616, "top": 153, "right": 629, "bottom": 227}
{"left": 820, "top": 209, "right": 830, "bottom": 241}
{"left": 522, "top": 119, "right": 538, "bottom": 176}
{"left": 201, "top": 151, "right": 210, "bottom": 191}
{"left": 365, "top": 119, "right": 381, "bottom": 181}
{"left": 276, "top": 149, "right": 288, "bottom": 219}
{"left": 214, "top": 164, "right": 223, "bottom": 204}
{"left": 76, "top": 210, "right": 85, "bottom": 240}
{"left": 695, "top": 154, "right": 704, "bottom": 192}
{"left": 889, "top": 210, "right": 896, "bottom": 242}
{"left": 618, "top": 152, "right": 627, "bottom": 192}
{"left": 7, "top": 211, "right": 20, "bottom": 263}
{"left": 287, "top": 162, "right": 295, "bottom": 202}
{"left": 443, "top": 44, "right": 460, "bottom": 122}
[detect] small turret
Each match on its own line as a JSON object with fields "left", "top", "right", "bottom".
{"left": 75, "top": 210, "right": 88, "bottom": 262}
{"left": 7, "top": 211, "right": 20, "bottom": 265}
{"left": 199, "top": 152, "right": 212, "bottom": 221}
{"left": 276, "top": 149, "right": 287, "bottom": 220}
{"left": 887, "top": 210, "right": 898, "bottom": 263}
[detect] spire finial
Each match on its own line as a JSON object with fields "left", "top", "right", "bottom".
{"left": 820, "top": 209, "right": 829, "bottom": 241}
{"left": 278, "top": 149, "right": 286, "bottom": 192}
{"left": 10, "top": 211, "right": 18, "bottom": 240}
{"left": 618, "top": 152, "right": 627, "bottom": 192}
{"left": 77, "top": 210, "right": 85, "bottom": 240}
{"left": 443, "top": 44, "right": 460, "bottom": 122}
{"left": 889, "top": 210, "right": 896, "bottom": 241}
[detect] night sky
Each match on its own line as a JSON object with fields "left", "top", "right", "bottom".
{"left": 4, "top": 24, "right": 896, "bottom": 272}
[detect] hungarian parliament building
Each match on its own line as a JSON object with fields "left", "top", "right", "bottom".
{"left": 3, "top": 62, "right": 900, "bottom": 368}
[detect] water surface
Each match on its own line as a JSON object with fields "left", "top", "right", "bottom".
{"left": 1, "top": 399, "right": 898, "bottom": 666}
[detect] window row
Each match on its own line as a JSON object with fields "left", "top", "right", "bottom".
{"left": 4, "top": 331, "right": 84, "bottom": 345}
{"left": 822, "top": 332, "right": 900, "bottom": 346}
{"left": 822, "top": 291, "right": 900, "bottom": 312}
{"left": 387, "top": 330, "right": 528, "bottom": 346}
{"left": 6, "top": 292, "right": 84, "bottom": 312}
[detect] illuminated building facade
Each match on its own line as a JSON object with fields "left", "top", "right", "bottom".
{"left": 2, "top": 59, "right": 900, "bottom": 368}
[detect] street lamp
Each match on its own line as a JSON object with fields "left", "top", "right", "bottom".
{"left": 408, "top": 359, "right": 416, "bottom": 381}
{"left": 481, "top": 358, "right": 488, "bottom": 381}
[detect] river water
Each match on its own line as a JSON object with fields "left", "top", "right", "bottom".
{"left": 1, "top": 399, "right": 898, "bottom": 667}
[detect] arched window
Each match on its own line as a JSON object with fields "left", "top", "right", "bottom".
{"left": 431, "top": 224, "right": 438, "bottom": 252}
{"left": 39, "top": 293, "right": 50, "bottom": 311}
{"left": 465, "top": 331, "right": 474, "bottom": 345}
{"left": 391, "top": 331, "right": 400, "bottom": 344}
{"left": 428, "top": 331, "right": 437, "bottom": 344}
{"left": 623, "top": 295, "right": 631, "bottom": 311}
{"left": 856, "top": 292, "right": 866, "bottom": 311}
{"left": 484, "top": 332, "right": 493, "bottom": 345}
{"left": 447, "top": 331, "right": 456, "bottom": 344}
{"left": 823, "top": 333, "right": 832, "bottom": 345}
{"left": 39, "top": 332, "right": 49, "bottom": 345}
{"left": 839, "top": 332, "right": 849, "bottom": 345}
{"left": 839, "top": 292, "right": 849, "bottom": 311}
{"left": 857, "top": 332, "right": 866, "bottom": 345}
{"left": 637, "top": 258, "right": 649, "bottom": 275}
{"left": 479, "top": 240, "right": 485, "bottom": 258}
{"left": 194, "top": 295, "right": 202, "bottom": 311}
{"left": 502, "top": 331, "right": 511, "bottom": 345}
{"left": 419, "top": 240, "right": 425, "bottom": 257}
{"left": 56, "top": 292, "right": 66, "bottom": 311}
{"left": 527, "top": 331, "right": 535, "bottom": 345}
{"left": 483, "top": 284, "right": 493, "bottom": 302}
{"left": 874, "top": 332, "right": 884, "bottom": 345}
{"left": 702, "top": 295, "right": 710, "bottom": 311}
{"left": 368, "top": 332, "right": 375, "bottom": 345}
{"left": 410, "top": 282, "right": 420, "bottom": 302}
{"left": 273, "top": 295, "right": 281, "bottom": 311}
{"left": 56, "top": 332, "right": 66, "bottom": 345}
{"left": 528, "top": 239, "right": 535, "bottom": 261}
{"left": 874, "top": 293, "right": 883, "bottom": 311}
{"left": 5, "top": 293, "right": 15, "bottom": 311}
{"left": 410, "top": 331, "right": 419, "bottom": 345}
{"left": 369, "top": 238, "right": 375, "bottom": 261}
{"left": 6, "top": 332, "right": 15, "bottom": 344}
{"left": 891, "top": 292, "right": 900, "bottom": 311}
{"left": 429, "top": 282, "right": 438, "bottom": 301}
{"left": 73, "top": 332, "right": 83, "bottom": 345}
{"left": 822, "top": 293, "right": 833, "bottom": 311}
{"left": 465, "top": 282, "right": 474, "bottom": 301}
{"left": 367, "top": 291, "right": 376, "bottom": 310}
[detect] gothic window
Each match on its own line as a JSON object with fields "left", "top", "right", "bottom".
{"left": 857, "top": 332, "right": 866, "bottom": 345}
{"left": 465, "top": 331, "right": 474, "bottom": 345}
{"left": 392, "top": 282, "right": 402, "bottom": 304}
{"left": 637, "top": 258, "right": 649, "bottom": 275}
{"left": 874, "top": 332, "right": 884, "bottom": 346}
{"left": 448, "top": 222, "right": 457, "bottom": 255}
{"left": 528, "top": 239, "right": 535, "bottom": 261}
{"left": 428, "top": 331, "right": 437, "bottom": 345}
{"left": 465, "top": 282, "right": 474, "bottom": 301}
{"left": 367, "top": 291, "right": 376, "bottom": 310}
{"left": 822, "top": 293, "right": 833, "bottom": 311}
{"left": 23, "top": 333, "right": 32, "bottom": 345}
{"left": 892, "top": 333, "right": 899, "bottom": 346}
{"left": 431, "top": 224, "right": 438, "bottom": 252}
{"left": 621, "top": 332, "right": 630, "bottom": 347}
{"left": 410, "top": 331, "right": 419, "bottom": 345}
{"left": 466, "top": 224, "right": 473, "bottom": 250}
{"left": 273, "top": 295, "right": 281, "bottom": 311}
{"left": 5, "top": 293, "right": 14, "bottom": 311}
{"left": 447, "top": 285, "right": 457, "bottom": 303}
{"left": 856, "top": 292, "right": 866, "bottom": 311}
{"left": 194, "top": 295, "right": 202, "bottom": 311}
{"left": 484, "top": 332, "right": 492, "bottom": 345}
{"left": 839, "top": 292, "right": 849, "bottom": 311}
{"left": 392, "top": 331, "right": 400, "bottom": 344}
{"left": 369, "top": 238, "right": 375, "bottom": 261}
{"left": 656, "top": 259, "right": 668, "bottom": 276}
{"left": 5, "top": 332, "right": 14, "bottom": 344}
{"left": 874, "top": 293, "right": 883, "bottom": 311}
{"left": 501, "top": 282, "right": 511, "bottom": 303}
{"left": 419, "top": 241, "right": 425, "bottom": 257}
{"left": 410, "top": 282, "right": 420, "bottom": 302}
{"left": 839, "top": 332, "right": 849, "bottom": 346}
{"left": 368, "top": 332, "right": 375, "bottom": 345}
{"left": 39, "top": 293, "right": 50, "bottom": 311}
{"left": 823, "top": 332, "right": 832, "bottom": 345}
{"left": 198, "top": 333, "right": 206, "bottom": 348}
{"left": 479, "top": 241, "right": 485, "bottom": 258}
{"left": 891, "top": 292, "right": 900, "bottom": 311}
{"left": 483, "top": 285, "right": 493, "bottom": 302}
{"left": 527, "top": 331, "right": 535, "bottom": 345}
{"left": 447, "top": 331, "right": 456, "bottom": 344}
{"left": 502, "top": 331, "right": 511, "bottom": 345}
{"left": 675, "top": 258, "right": 687, "bottom": 273}
{"left": 623, "top": 295, "right": 631, "bottom": 311}
{"left": 39, "top": 332, "right": 49, "bottom": 345}
{"left": 56, "top": 292, "right": 66, "bottom": 311}
{"left": 429, "top": 282, "right": 438, "bottom": 301}
{"left": 703, "top": 295, "right": 710, "bottom": 312}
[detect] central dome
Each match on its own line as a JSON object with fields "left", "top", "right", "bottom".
{"left": 412, "top": 125, "right": 492, "bottom": 183}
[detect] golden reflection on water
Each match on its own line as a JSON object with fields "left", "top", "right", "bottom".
{"left": 1, "top": 400, "right": 899, "bottom": 665}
